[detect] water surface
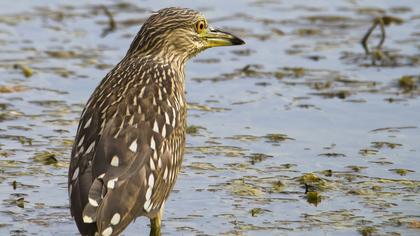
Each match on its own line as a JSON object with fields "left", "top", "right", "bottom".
{"left": 0, "top": 0, "right": 419, "bottom": 235}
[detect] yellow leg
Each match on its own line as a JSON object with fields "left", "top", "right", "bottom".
{"left": 149, "top": 209, "right": 163, "bottom": 236}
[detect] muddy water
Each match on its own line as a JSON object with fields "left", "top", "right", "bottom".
{"left": 0, "top": 0, "right": 419, "bottom": 235}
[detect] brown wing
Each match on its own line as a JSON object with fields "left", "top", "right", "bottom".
{"left": 68, "top": 59, "right": 186, "bottom": 236}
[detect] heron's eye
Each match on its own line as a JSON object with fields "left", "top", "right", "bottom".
{"left": 195, "top": 21, "right": 206, "bottom": 34}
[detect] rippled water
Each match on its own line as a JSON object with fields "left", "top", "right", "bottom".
{"left": 1, "top": 0, "right": 419, "bottom": 235}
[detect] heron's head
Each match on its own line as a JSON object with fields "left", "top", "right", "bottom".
{"left": 127, "top": 7, "right": 245, "bottom": 64}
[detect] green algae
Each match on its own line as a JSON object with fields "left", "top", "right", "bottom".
{"left": 272, "top": 180, "right": 285, "bottom": 193}
{"left": 229, "top": 179, "right": 263, "bottom": 197}
{"left": 32, "top": 152, "right": 58, "bottom": 165}
{"left": 306, "top": 191, "right": 322, "bottom": 206}
{"left": 186, "top": 125, "right": 205, "bottom": 135}
{"left": 358, "top": 226, "right": 377, "bottom": 236}
{"left": 264, "top": 133, "right": 294, "bottom": 143}
{"left": 389, "top": 168, "right": 415, "bottom": 176}
{"left": 398, "top": 75, "right": 418, "bottom": 91}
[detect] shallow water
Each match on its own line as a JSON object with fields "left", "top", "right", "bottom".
{"left": 0, "top": 0, "right": 419, "bottom": 235}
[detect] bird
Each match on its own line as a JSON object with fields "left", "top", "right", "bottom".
{"left": 67, "top": 7, "right": 244, "bottom": 236}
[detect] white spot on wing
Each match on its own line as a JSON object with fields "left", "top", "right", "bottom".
{"left": 145, "top": 187, "right": 152, "bottom": 200}
{"left": 148, "top": 174, "right": 154, "bottom": 188}
{"left": 72, "top": 167, "right": 79, "bottom": 181}
{"left": 162, "top": 125, "right": 166, "bottom": 137}
{"left": 84, "top": 117, "right": 92, "bottom": 129}
{"left": 110, "top": 213, "right": 121, "bottom": 225}
{"left": 102, "top": 227, "right": 113, "bottom": 236}
{"left": 89, "top": 198, "right": 98, "bottom": 207}
{"left": 139, "top": 86, "right": 146, "bottom": 98}
{"left": 163, "top": 167, "right": 168, "bottom": 181}
{"left": 77, "top": 135, "right": 85, "bottom": 147}
{"left": 129, "top": 140, "right": 137, "bottom": 152}
{"left": 83, "top": 215, "right": 93, "bottom": 223}
{"left": 128, "top": 115, "right": 134, "bottom": 125}
{"left": 148, "top": 202, "right": 154, "bottom": 211}
{"left": 133, "top": 96, "right": 137, "bottom": 106}
{"left": 111, "top": 155, "right": 119, "bottom": 167}
{"left": 69, "top": 185, "right": 72, "bottom": 196}
{"left": 86, "top": 141, "right": 95, "bottom": 154}
{"left": 165, "top": 113, "right": 170, "bottom": 125}
{"left": 153, "top": 120, "right": 159, "bottom": 133}
{"left": 144, "top": 199, "right": 151, "bottom": 212}
{"left": 107, "top": 178, "right": 118, "bottom": 189}
{"left": 171, "top": 118, "right": 176, "bottom": 128}
{"left": 150, "top": 136, "right": 156, "bottom": 150}
{"left": 158, "top": 89, "right": 162, "bottom": 100}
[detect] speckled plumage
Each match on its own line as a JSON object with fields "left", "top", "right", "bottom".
{"left": 68, "top": 7, "right": 244, "bottom": 236}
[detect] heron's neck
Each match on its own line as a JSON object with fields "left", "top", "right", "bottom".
{"left": 152, "top": 54, "right": 187, "bottom": 86}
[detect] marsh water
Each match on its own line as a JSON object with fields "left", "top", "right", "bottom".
{"left": 1, "top": 0, "right": 419, "bottom": 235}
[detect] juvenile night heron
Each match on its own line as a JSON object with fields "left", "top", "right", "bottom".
{"left": 68, "top": 7, "right": 244, "bottom": 236}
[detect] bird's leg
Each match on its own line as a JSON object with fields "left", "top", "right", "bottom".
{"left": 149, "top": 209, "right": 163, "bottom": 236}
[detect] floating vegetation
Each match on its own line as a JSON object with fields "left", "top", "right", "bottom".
{"left": 398, "top": 75, "right": 418, "bottom": 92}
{"left": 187, "top": 162, "right": 218, "bottom": 171}
{"left": 370, "top": 126, "right": 417, "bottom": 133}
{"left": 246, "top": 153, "right": 273, "bottom": 165}
{"left": 409, "top": 220, "right": 420, "bottom": 229}
{"left": 347, "top": 165, "right": 367, "bottom": 172}
{"left": 18, "top": 136, "right": 32, "bottom": 146}
{"left": 227, "top": 135, "right": 260, "bottom": 142}
{"left": 32, "top": 152, "right": 58, "bottom": 165}
{"left": 240, "top": 64, "right": 265, "bottom": 77}
{"left": 15, "top": 197, "right": 25, "bottom": 208}
{"left": 318, "top": 152, "right": 346, "bottom": 157}
{"left": 0, "top": 85, "right": 28, "bottom": 93}
{"left": 249, "top": 207, "right": 270, "bottom": 217}
{"left": 298, "top": 173, "right": 329, "bottom": 192}
{"left": 320, "top": 169, "right": 333, "bottom": 177}
{"left": 13, "top": 64, "right": 33, "bottom": 77}
{"left": 358, "top": 226, "right": 377, "bottom": 236}
{"left": 295, "top": 28, "right": 321, "bottom": 36}
{"left": 282, "top": 67, "right": 305, "bottom": 78}
{"left": 311, "top": 90, "right": 351, "bottom": 99}
{"left": 371, "top": 185, "right": 382, "bottom": 191}
{"left": 371, "top": 141, "right": 402, "bottom": 149}
{"left": 264, "top": 133, "right": 294, "bottom": 143}
{"left": 272, "top": 180, "right": 285, "bottom": 193}
{"left": 306, "top": 191, "right": 322, "bottom": 206}
{"left": 46, "top": 50, "right": 78, "bottom": 59}
{"left": 186, "top": 125, "right": 205, "bottom": 135}
{"left": 389, "top": 168, "right": 414, "bottom": 176}
{"left": 186, "top": 145, "right": 245, "bottom": 157}
{"left": 306, "top": 15, "right": 350, "bottom": 23}
{"left": 187, "top": 103, "right": 230, "bottom": 112}
{"left": 228, "top": 179, "right": 263, "bottom": 197}
{"left": 359, "top": 149, "right": 378, "bottom": 156}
